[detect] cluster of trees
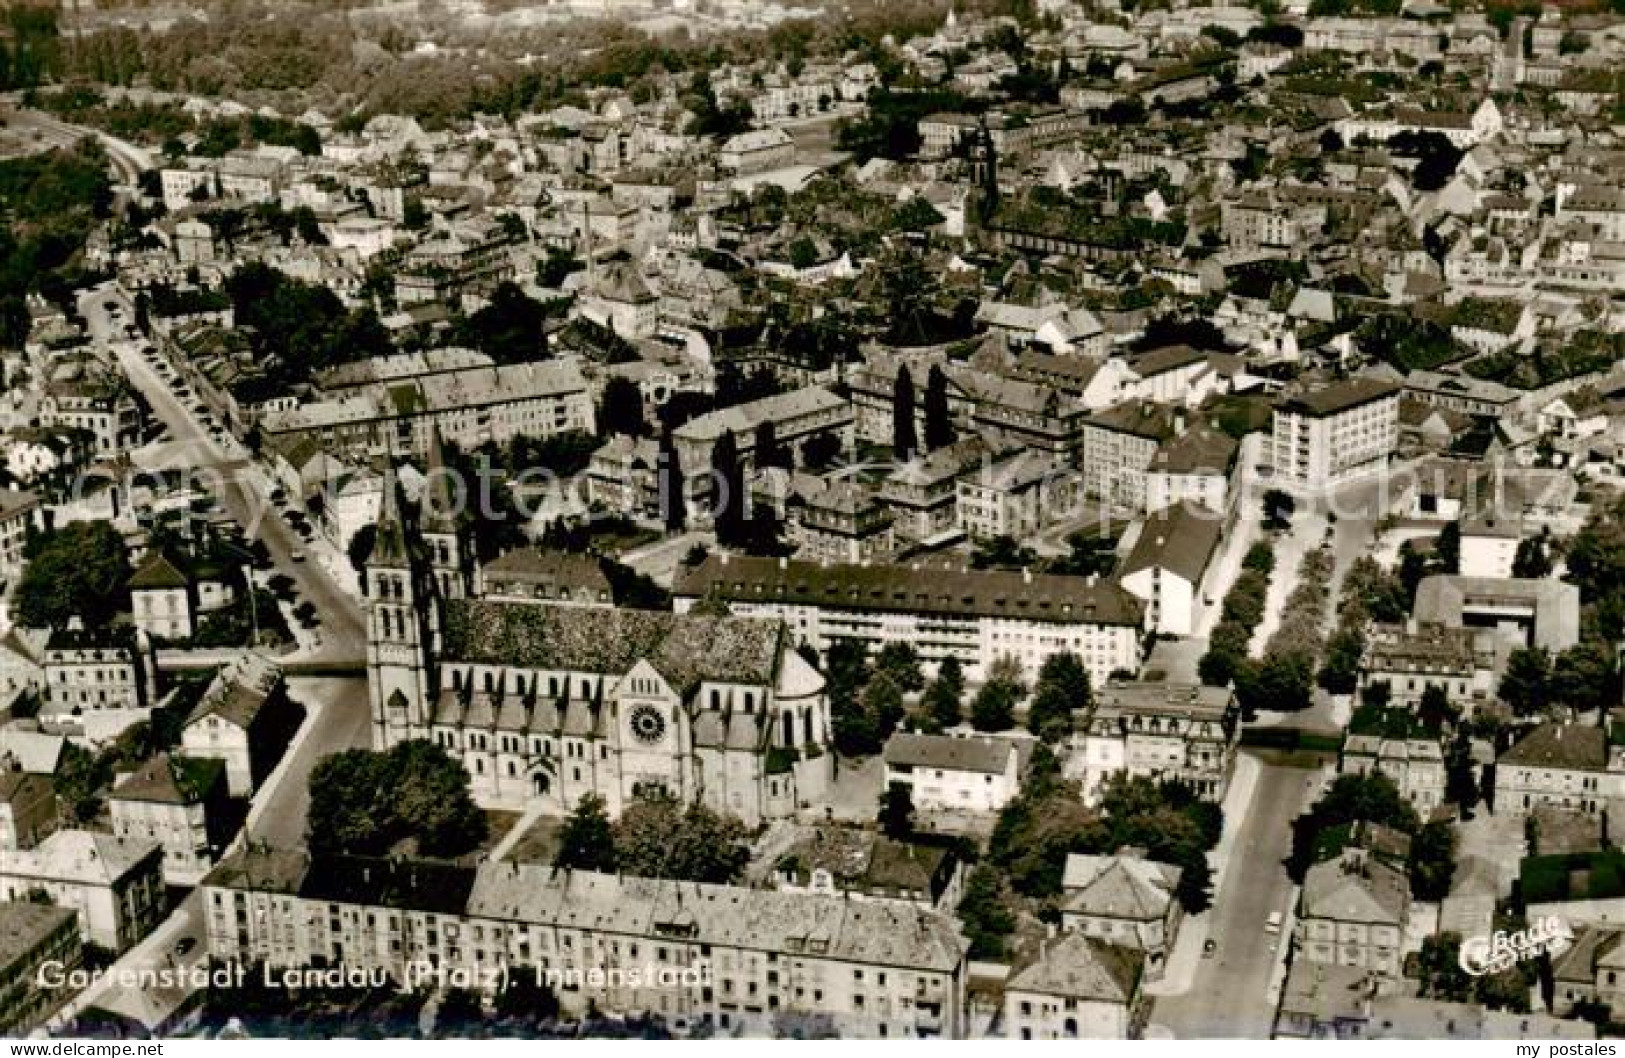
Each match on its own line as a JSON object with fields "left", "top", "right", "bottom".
{"left": 969, "top": 655, "right": 1028, "bottom": 733}
{"left": 823, "top": 641, "right": 920, "bottom": 755}
{"left": 447, "top": 282, "right": 566, "bottom": 365}
{"left": 967, "top": 749, "right": 1221, "bottom": 959}
{"left": 307, "top": 741, "right": 488, "bottom": 859}
{"left": 1320, "top": 556, "right": 1409, "bottom": 696}
{"left": 224, "top": 262, "right": 392, "bottom": 388}
{"left": 1498, "top": 640, "right": 1618, "bottom": 718}
{"left": 1024, "top": 652, "right": 1092, "bottom": 743}
{"left": 1199, "top": 541, "right": 1275, "bottom": 688}
{"left": 0, "top": 140, "right": 113, "bottom": 328}
{"left": 16, "top": 520, "right": 130, "bottom": 630}
{"left": 1239, "top": 549, "right": 1335, "bottom": 715}
{"left": 889, "top": 364, "right": 956, "bottom": 461}
{"left": 554, "top": 791, "right": 751, "bottom": 884}
{"left": 0, "top": 4, "right": 60, "bottom": 90}
{"left": 1288, "top": 772, "right": 1456, "bottom": 901}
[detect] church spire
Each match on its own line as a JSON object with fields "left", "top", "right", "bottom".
{"left": 370, "top": 468, "right": 413, "bottom": 570}
{"left": 422, "top": 428, "right": 461, "bottom": 536}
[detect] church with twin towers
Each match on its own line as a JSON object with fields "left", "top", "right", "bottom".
{"left": 363, "top": 432, "right": 834, "bottom": 825}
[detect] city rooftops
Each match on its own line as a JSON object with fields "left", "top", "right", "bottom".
{"left": 1121, "top": 503, "right": 1223, "bottom": 586}
{"left": 1412, "top": 574, "right": 1580, "bottom": 652}
{"left": 1093, "top": 680, "right": 1235, "bottom": 721}
{"left": 0, "top": 900, "right": 76, "bottom": 967}
{"left": 674, "top": 554, "right": 1145, "bottom": 627}
{"left": 1278, "top": 379, "right": 1400, "bottom": 418}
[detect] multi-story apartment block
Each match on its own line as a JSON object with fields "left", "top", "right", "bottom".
{"left": 1298, "top": 849, "right": 1410, "bottom": 979}
{"left": 792, "top": 481, "right": 895, "bottom": 565}
{"left": 1066, "top": 682, "right": 1239, "bottom": 803}
{"left": 0, "top": 901, "right": 81, "bottom": 1035}
{"left": 1144, "top": 427, "right": 1239, "bottom": 516}
{"left": 880, "top": 441, "right": 988, "bottom": 546}
{"left": 1119, "top": 503, "right": 1224, "bottom": 638}
{"left": 39, "top": 629, "right": 152, "bottom": 725}
{"left": 0, "top": 830, "right": 165, "bottom": 953}
{"left": 1003, "top": 934, "right": 1142, "bottom": 1040}
{"left": 38, "top": 379, "right": 142, "bottom": 456}
{"left": 1270, "top": 380, "right": 1400, "bottom": 490}
{"left": 674, "top": 555, "right": 1144, "bottom": 688}
{"left": 954, "top": 450, "right": 1059, "bottom": 541}
{"left": 202, "top": 849, "right": 969, "bottom": 1038}
{"left": 109, "top": 753, "right": 231, "bottom": 885}
{"left": 258, "top": 361, "right": 595, "bottom": 461}
{"left": 180, "top": 653, "right": 298, "bottom": 798}
{"left": 672, "top": 386, "right": 853, "bottom": 478}
{"left": 1079, "top": 404, "right": 1183, "bottom": 509}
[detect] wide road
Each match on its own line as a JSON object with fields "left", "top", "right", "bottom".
{"left": 80, "top": 284, "right": 366, "bottom": 665}
{"left": 1150, "top": 752, "right": 1323, "bottom": 1038}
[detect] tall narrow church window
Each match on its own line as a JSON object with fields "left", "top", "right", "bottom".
{"left": 783, "top": 713, "right": 794, "bottom": 746}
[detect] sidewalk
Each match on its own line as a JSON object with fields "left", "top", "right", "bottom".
{"left": 1145, "top": 752, "right": 1262, "bottom": 998}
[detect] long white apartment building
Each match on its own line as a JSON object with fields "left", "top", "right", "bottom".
{"left": 202, "top": 847, "right": 968, "bottom": 1038}
{"left": 673, "top": 555, "right": 1143, "bottom": 687}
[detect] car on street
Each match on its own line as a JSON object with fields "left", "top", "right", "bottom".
{"left": 290, "top": 549, "right": 307, "bottom": 563}
{"left": 1265, "top": 911, "right": 1283, "bottom": 934}
{"left": 174, "top": 937, "right": 196, "bottom": 957}
{"left": 1203, "top": 938, "right": 1217, "bottom": 958}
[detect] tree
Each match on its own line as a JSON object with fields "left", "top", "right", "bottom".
{"left": 923, "top": 657, "right": 965, "bottom": 731}
{"left": 307, "top": 741, "right": 487, "bottom": 858}
{"left": 453, "top": 281, "right": 553, "bottom": 365}
{"left": 1028, "top": 651, "right": 1090, "bottom": 743}
{"left": 1410, "top": 820, "right": 1457, "bottom": 901}
{"left": 1290, "top": 772, "right": 1419, "bottom": 879}
{"left": 754, "top": 418, "right": 789, "bottom": 470}
{"left": 1436, "top": 520, "right": 1462, "bottom": 575}
{"left": 555, "top": 793, "right": 618, "bottom": 873}
{"left": 1445, "top": 732, "right": 1479, "bottom": 814}
{"left": 711, "top": 429, "right": 746, "bottom": 546}
{"left": 1175, "top": 853, "right": 1214, "bottom": 914}
{"left": 875, "top": 643, "right": 925, "bottom": 693}
{"left": 862, "top": 672, "right": 907, "bottom": 744}
{"left": 879, "top": 781, "right": 915, "bottom": 839}
{"left": 598, "top": 376, "right": 647, "bottom": 438}
{"left": 923, "top": 364, "right": 953, "bottom": 451}
{"left": 17, "top": 521, "right": 132, "bottom": 630}
{"left": 1499, "top": 646, "right": 1552, "bottom": 716}
{"left": 346, "top": 524, "right": 377, "bottom": 585}
{"left": 971, "top": 657, "right": 1025, "bottom": 732}
{"left": 659, "top": 429, "right": 685, "bottom": 532}
{"left": 1416, "top": 933, "right": 1474, "bottom": 1001}
{"left": 1551, "top": 640, "right": 1616, "bottom": 713}
{"left": 1262, "top": 489, "right": 1295, "bottom": 531}
{"left": 957, "top": 865, "right": 1016, "bottom": 959}
{"left": 613, "top": 792, "right": 750, "bottom": 883}
{"left": 1418, "top": 683, "right": 1457, "bottom": 734}
{"left": 1512, "top": 533, "right": 1553, "bottom": 579}
{"left": 892, "top": 365, "right": 917, "bottom": 461}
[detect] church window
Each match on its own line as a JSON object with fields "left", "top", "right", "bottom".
{"left": 783, "top": 713, "right": 794, "bottom": 746}
{"left": 744, "top": 692, "right": 754, "bottom": 712}
{"left": 484, "top": 671, "right": 495, "bottom": 692}
{"left": 710, "top": 690, "right": 720, "bottom": 709}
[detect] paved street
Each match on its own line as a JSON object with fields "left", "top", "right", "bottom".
{"left": 9, "top": 107, "right": 152, "bottom": 182}
{"left": 1149, "top": 752, "right": 1325, "bottom": 1039}
{"left": 82, "top": 285, "right": 366, "bottom": 665}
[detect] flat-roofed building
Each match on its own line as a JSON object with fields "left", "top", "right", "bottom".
{"left": 1270, "top": 381, "right": 1400, "bottom": 490}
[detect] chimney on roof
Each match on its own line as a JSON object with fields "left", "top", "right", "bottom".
{"left": 779, "top": 556, "right": 787, "bottom": 569}
{"left": 1022, "top": 567, "right": 1032, "bottom": 584}
{"left": 1174, "top": 409, "right": 1187, "bottom": 436}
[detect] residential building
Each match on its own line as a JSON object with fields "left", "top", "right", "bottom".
{"left": 39, "top": 628, "right": 152, "bottom": 725}
{"left": 1119, "top": 503, "right": 1224, "bottom": 637}
{"left": 258, "top": 361, "right": 595, "bottom": 461}
{"left": 477, "top": 549, "right": 613, "bottom": 606}
{"left": 674, "top": 555, "right": 1144, "bottom": 688}
{"left": 1270, "top": 381, "right": 1400, "bottom": 490}
{"left": 180, "top": 654, "right": 298, "bottom": 798}
{"left": 1494, "top": 723, "right": 1623, "bottom": 817}
{"left": 955, "top": 450, "right": 1059, "bottom": 541}
{"left": 1060, "top": 854, "right": 1183, "bottom": 981}
{"left": 0, "top": 490, "right": 41, "bottom": 575}
{"left": 0, "top": 770, "right": 55, "bottom": 853}
{"left": 1002, "top": 934, "right": 1143, "bottom": 1040}
{"left": 882, "top": 733, "right": 1032, "bottom": 816}
{"left": 0, "top": 902, "right": 81, "bottom": 1035}
{"left": 0, "top": 830, "right": 164, "bottom": 952}
{"left": 1079, "top": 403, "right": 1184, "bottom": 509}
{"left": 1067, "top": 682, "right": 1239, "bottom": 803}
{"left": 1412, "top": 575, "right": 1581, "bottom": 653}
{"left": 718, "top": 128, "right": 795, "bottom": 173}
{"left": 792, "top": 481, "right": 895, "bottom": 565}
{"left": 202, "top": 849, "right": 969, "bottom": 1038}
{"left": 109, "top": 753, "right": 231, "bottom": 885}
{"left": 1339, "top": 737, "right": 1446, "bottom": 815}
{"left": 1298, "top": 848, "right": 1410, "bottom": 979}
{"left": 758, "top": 824, "right": 963, "bottom": 910}
{"left": 1144, "top": 427, "right": 1239, "bottom": 516}
{"left": 1358, "top": 623, "right": 1492, "bottom": 709}
{"left": 127, "top": 552, "right": 237, "bottom": 643}
{"left": 671, "top": 386, "right": 853, "bottom": 477}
